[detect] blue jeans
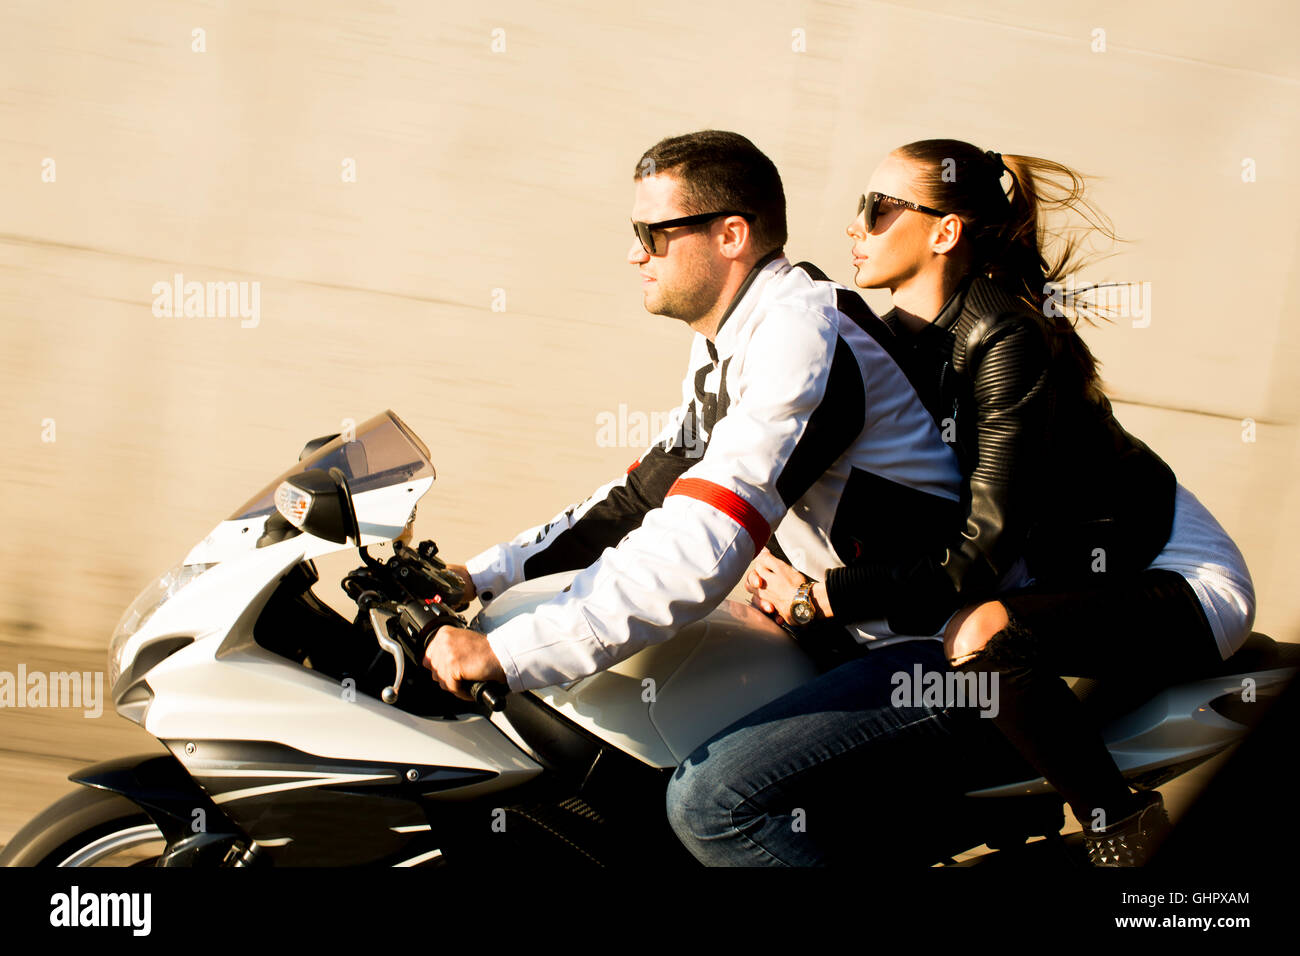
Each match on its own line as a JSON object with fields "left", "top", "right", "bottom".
{"left": 665, "top": 639, "right": 1037, "bottom": 866}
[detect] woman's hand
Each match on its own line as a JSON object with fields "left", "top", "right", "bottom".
{"left": 745, "top": 548, "right": 810, "bottom": 625}
{"left": 442, "top": 563, "right": 476, "bottom": 608}
{"left": 745, "top": 548, "right": 835, "bottom": 625}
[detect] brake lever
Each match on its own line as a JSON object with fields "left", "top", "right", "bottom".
{"left": 368, "top": 606, "right": 405, "bottom": 704}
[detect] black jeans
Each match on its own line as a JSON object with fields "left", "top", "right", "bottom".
{"left": 961, "top": 568, "right": 1223, "bottom": 826}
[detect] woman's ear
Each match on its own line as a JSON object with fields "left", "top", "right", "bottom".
{"left": 932, "top": 213, "right": 963, "bottom": 255}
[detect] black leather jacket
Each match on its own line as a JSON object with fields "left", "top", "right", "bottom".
{"left": 824, "top": 275, "right": 1177, "bottom": 634}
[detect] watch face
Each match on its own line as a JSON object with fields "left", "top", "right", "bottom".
{"left": 791, "top": 600, "right": 814, "bottom": 625}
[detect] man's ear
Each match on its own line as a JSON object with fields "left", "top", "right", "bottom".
{"left": 932, "top": 213, "right": 963, "bottom": 256}
{"left": 718, "top": 215, "right": 753, "bottom": 261}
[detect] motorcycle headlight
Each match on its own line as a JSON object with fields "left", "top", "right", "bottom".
{"left": 108, "top": 562, "right": 216, "bottom": 687}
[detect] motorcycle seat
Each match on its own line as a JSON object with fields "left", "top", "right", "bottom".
{"left": 1197, "top": 632, "right": 1300, "bottom": 678}
{"left": 1072, "top": 632, "right": 1297, "bottom": 726}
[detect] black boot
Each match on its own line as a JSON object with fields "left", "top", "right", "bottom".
{"left": 1082, "top": 790, "right": 1171, "bottom": 867}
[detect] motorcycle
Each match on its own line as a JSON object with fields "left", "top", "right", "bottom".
{"left": 1, "top": 409, "right": 1294, "bottom": 867}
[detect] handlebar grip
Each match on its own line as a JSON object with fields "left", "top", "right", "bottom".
{"left": 470, "top": 681, "right": 509, "bottom": 712}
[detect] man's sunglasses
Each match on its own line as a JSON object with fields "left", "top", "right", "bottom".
{"left": 857, "top": 192, "right": 947, "bottom": 232}
{"left": 632, "top": 210, "right": 754, "bottom": 256}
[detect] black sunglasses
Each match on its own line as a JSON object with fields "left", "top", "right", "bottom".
{"left": 632, "top": 210, "right": 754, "bottom": 256}
{"left": 857, "top": 192, "right": 947, "bottom": 232}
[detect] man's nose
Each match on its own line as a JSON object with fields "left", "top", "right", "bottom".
{"left": 628, "top": 240, "right": 649, "bottom": 264}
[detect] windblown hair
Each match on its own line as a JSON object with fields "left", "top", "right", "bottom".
{"left": 895, "top": 139, "right": 1121, "bottom": 396}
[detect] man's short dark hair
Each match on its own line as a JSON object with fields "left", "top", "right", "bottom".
{"left": 634, "top": 130, "right": 787, "bottom": 257}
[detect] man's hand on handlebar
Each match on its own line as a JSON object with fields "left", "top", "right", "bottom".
{"left": 422, "top": 625, "right": 504, "bottom": 700}
{"left": 443, "top": 563, "right": 476, "bottom": 607}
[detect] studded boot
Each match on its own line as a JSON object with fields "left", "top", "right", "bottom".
{"left": 1082, "top": 790, "right": 1171, "bottom": 867}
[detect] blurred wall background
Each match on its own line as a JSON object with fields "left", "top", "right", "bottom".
{"left": 1, "top": 0, "right": 1297, "bottom": 837}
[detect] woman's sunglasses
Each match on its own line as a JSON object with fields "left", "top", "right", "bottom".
{"left": 632, "top": 210, "right": 754, "bottom": 257}
{"left": 858, "top": 192, "right": 947, "bottom": 232}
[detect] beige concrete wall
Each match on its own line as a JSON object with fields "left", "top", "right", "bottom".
{"left": 1, "top": 0, "right": 1297, "bottom": 838}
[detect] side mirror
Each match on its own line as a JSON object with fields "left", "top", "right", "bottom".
{"left": 299, "top": 434, "right": 341, "bottom": 461}
{"left": 273, "top": 467, "right": 361, "bottom": 544}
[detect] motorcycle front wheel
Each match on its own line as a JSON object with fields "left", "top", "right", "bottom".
{"left": 0, "top": 787, "right": 165, "bottom": 867}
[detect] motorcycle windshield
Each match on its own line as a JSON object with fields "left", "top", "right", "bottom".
{"left": 229, "top": 410, "right": 435, "bottom": 520}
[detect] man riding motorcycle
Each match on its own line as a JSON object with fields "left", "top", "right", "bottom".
{"left": 422, "top": 129, "right": 961, "bottom": 702}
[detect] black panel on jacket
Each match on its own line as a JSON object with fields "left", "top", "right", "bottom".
{"left": 775, "top": 336, "right": 867, "bottom": 509}
{"left": 827, "top": 467, "right": 963, "bottom": 568}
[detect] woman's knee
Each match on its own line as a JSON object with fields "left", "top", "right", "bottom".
{"left": 943, "top": 601, "right": 1010, "bottom": 666}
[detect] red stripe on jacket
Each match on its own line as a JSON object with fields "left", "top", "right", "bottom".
{"left": 666, "top": 477, "right": 770, "bottom": 554}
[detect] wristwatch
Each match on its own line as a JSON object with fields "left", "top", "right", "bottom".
{"left": 790, "top": 581, "right": 817, "bottom": 627}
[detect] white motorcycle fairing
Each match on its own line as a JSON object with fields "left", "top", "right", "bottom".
{"left": 473, "top": 572, "right": 819, "bottom": 767}
{"left": 112, "top": 435, "right": 533, "bottom": 779}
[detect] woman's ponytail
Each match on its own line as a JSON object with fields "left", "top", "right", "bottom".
{"left": 895, "top": 139, "right": 1119, "bottom": 397}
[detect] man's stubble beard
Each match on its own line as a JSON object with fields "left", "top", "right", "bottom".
{"left": 646, "top": 252, "right": 725, "bottom": 324}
